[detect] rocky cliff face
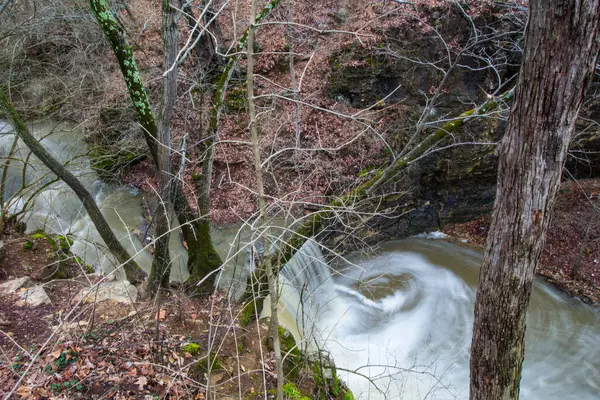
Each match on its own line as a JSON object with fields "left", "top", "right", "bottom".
{"left": 323, "top": 4, "right": 600, "bottom": 244}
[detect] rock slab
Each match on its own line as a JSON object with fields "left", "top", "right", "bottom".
{"left": 0, "top": 277, "right": 51, "bottom": 307}
{"left": 0, "top": 276, "right": 33, "bottom": 293}
{"left": 17, "top": 286, "right": 51, "bottom": 307}
{"left": 75, "top": 281, "right": 138, "bottom": 304}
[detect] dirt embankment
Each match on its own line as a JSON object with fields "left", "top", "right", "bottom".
{"left": 0, "top": 228, "right": 344, "bottom": 399}
{"left": 443, "top": 178, "right": 600, "bottom": 307}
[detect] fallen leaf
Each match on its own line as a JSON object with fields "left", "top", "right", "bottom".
{"left": 16, "top": 386, "right": 32, "bottom": 399}
{"left": 209, "top": 372, "right": 224, "bottom": 385}
{"left": 135, "top": 376, "right": 148, "bottom": 391}
{"left": 155, "top": 309, "right": 167, "bottom": 321}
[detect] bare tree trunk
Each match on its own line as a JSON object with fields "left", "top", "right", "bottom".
{"left": 147, "top": 0, "right": 178, "bottom": 294}
{"left": 0, "top": 135, "right": 18, "bottom": 234}
{"left": 0, "top": 90, "right": 145, "bottom": 283}
{"left": 90, "top": 0, "right": 223, "bottom": 294}
{"left": 187, "top": 0, "right": 282, "bottom": 291}
{"left": 246, "top": 0, "right": 283, "bottom": 396}
{"left": 286, "top": 0, "right": 301, "bottom": 155}
{"left": 469, "top": 2, "right": 600, "bottom": 399}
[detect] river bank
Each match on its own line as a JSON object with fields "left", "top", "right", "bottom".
{"left": 443, "top": 178, "right": 600, "bottom": 307}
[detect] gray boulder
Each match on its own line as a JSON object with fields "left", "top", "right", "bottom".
{"left": 75, "top": 280, "right": 138, "bottom": 304}
{"left": 0, "top": 276, "right": 33, "bottom": 293}
{"left": 17, "top": 285, "right": 51, "bottom": 307}
{"left": 0, "top": 277, "right": 51, "bottom": 307}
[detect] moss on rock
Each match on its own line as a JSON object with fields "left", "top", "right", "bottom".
{"left": 89, "top": 146, "right": 144, "bottom": 180}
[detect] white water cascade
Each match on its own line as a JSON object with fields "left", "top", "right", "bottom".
{"left": 276, "top": 237, "right": 600, "bottom": 399}
{"left": 0, "top": 120, "right": 192, "bottom": 280}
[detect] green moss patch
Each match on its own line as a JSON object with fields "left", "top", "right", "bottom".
{"left": 181, "top": 342, "right": 200, "bottom": 356}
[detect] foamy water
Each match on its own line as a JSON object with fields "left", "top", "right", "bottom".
{"left": 279, "top": 239, "right": 600, "bottom": 399}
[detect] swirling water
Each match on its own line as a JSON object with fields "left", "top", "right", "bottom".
{"left": 294, "top": 239, "right": 600, "bottom": 399}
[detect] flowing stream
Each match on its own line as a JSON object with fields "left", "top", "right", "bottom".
{"left": 0, "top": 120, "right": 244, "bottom": 281}
{"left": 278, "top": 238, "right": 600, "bottom": 399}
{"left": 2, "top": 120, "right": 600, "bottom": 399}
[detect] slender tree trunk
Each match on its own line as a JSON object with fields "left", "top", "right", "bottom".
{"left": 187, "top": 0, "right": 282, "bottom": 291}
{"left": 469, "top": 2, "right": 600, "bottom": 399}
{"left": 246, "top": 0, "right": 283, "bottom": 396}
{"left": 147, "top": 0, "right": 178, "bottom": 294}
{"left": 0, "top": 135, "right": 18, "bottom": 234}
{"left": 90, "top": 0, "right": 161, "bottom": 168}
{"left": 91, "top": 0, "right": 223, "bottom": 293}
{"left": 286, "top": 0, "right": 301, "bottom": 156}
{"left": 0, "top": 90, "right": 145, "bottom": 283}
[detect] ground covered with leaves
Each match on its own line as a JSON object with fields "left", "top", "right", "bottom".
{"left": 0, "top": 284, "right": 281, "bottom": 399}
{"left": 0, "top": 230, "right": 315, "bottom": 399}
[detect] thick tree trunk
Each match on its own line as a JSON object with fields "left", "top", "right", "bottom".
{"left": 469, "top": 2, "right": 600, "bottom": 399}
{"left": 0, "top": 90, "right": 146, "bottom": 283}
{"left": 147, "top": 0, "right": 178, "bottom": 294}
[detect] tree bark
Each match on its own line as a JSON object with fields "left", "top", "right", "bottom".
{"left": 147, "top": 0, "right": 178, "bottom": 294}
{"left": 0, "top": 135, "right": 19, "bottom": 234}
{"left": 0, "top": 90, "right": 145, "bottom": 283}
{"left": 90, "top": 0, "right": 223, "bottom": 293}
{"left": 469, "top": 2, "right": 600, "bottom": 399}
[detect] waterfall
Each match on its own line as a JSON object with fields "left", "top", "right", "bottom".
{"left": 275, "top": 239, "right": 334, "bottom": 350}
